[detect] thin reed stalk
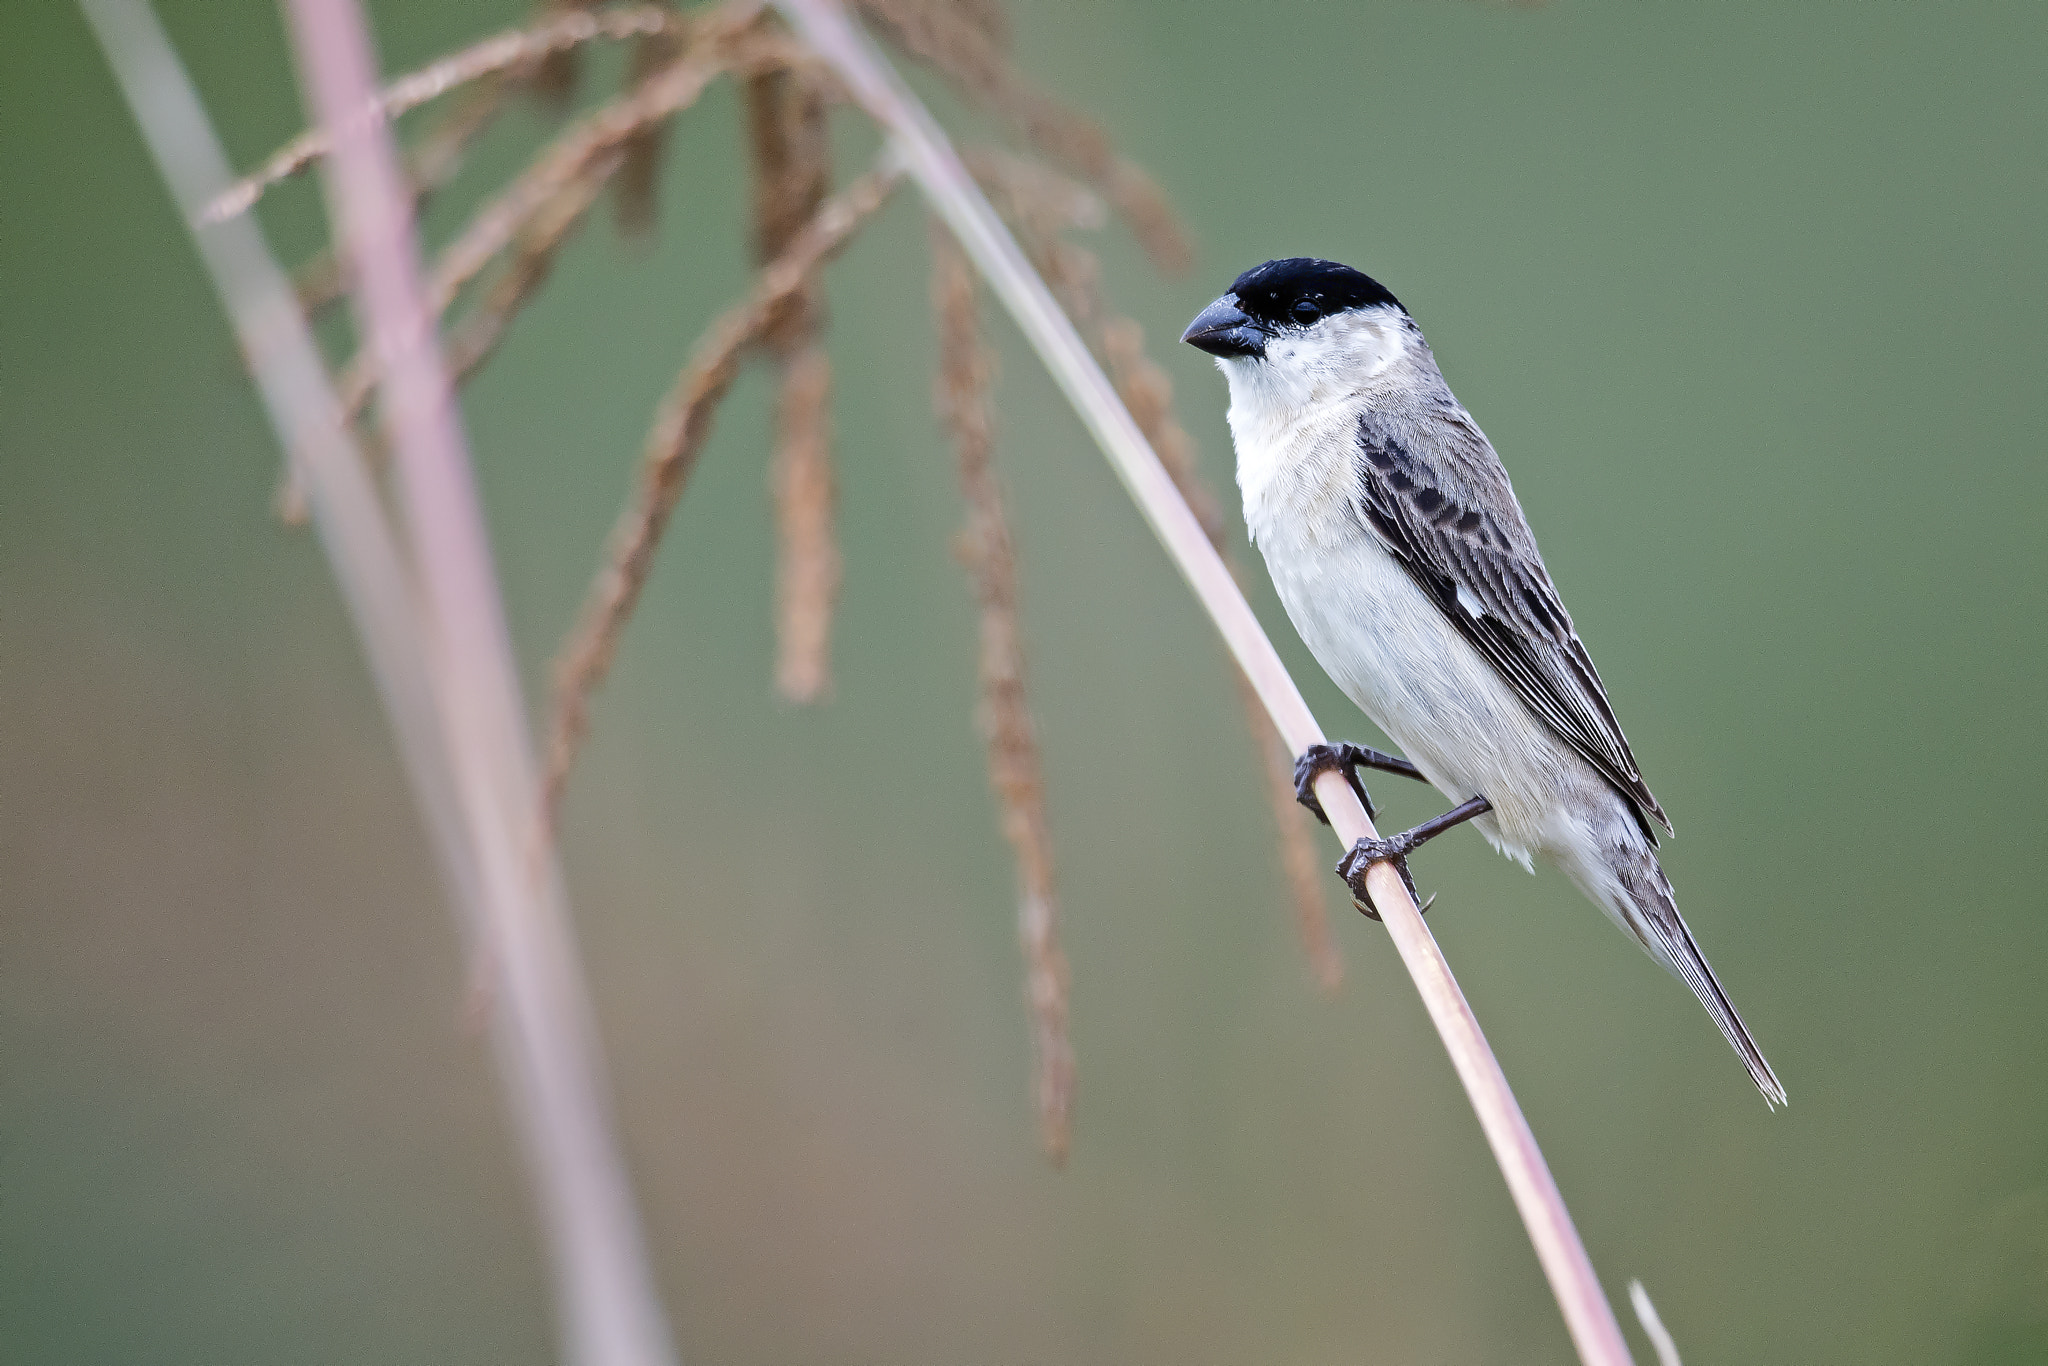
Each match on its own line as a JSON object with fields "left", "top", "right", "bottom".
{"left": 932, "top": 224, "right": 1074, "bottom": 1163}
{"left": 277, "top": 81, "right": 513, "bottom": 524}
{"left": 86, "top": 4, "right": 678, "bottom": 1365}
{"left": 287, "top": 79, "right": 512, "bottom": 324}
{"left": 78, "top": 0, "right": 484, "bottom": 969}
{"left": 771, "top": 2, "right": 1637, "bottom": 1361}
{"left": 1629, "top": 1280, "right": 1684, "bottom": 1366}
{"left": 280, "top": 2, "right": 678, "bottom": 1363}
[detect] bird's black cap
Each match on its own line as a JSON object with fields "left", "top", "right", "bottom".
{"left": 1227, "top": 258, "right": 1403, "bottom": 328}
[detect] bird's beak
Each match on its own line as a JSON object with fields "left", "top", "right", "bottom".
{"left": 1181, "top": 294, "right": 1266, "bottom": 358}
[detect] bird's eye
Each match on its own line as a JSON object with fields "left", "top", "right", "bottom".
{"left": 1291, "top": 299, "right": 1322, "bottom": 324}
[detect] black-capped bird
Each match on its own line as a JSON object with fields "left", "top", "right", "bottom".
{"left": 1184, "top": 258, "right": 1783, "bottom": 1106}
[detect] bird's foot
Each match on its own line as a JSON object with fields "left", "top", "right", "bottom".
{"left": 1293, "top": 741, "right": 1427, "bottom": 825}
{"left": 1337, "top": 795, "right": 1493, "bottom": 920}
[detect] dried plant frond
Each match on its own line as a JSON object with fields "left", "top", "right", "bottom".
{"left": 613, "top": 9, "right": 690, "bottom": 236}
{"left": 743, "top": 68, "right": 832, "bottom": 323}
{"left": 430, "top": 12, "right": 801, "bottom": 308}
{"left": 201, "top": 1, "right": 685, "bottom": 224}
{"left": 292, "top": 248, "right": 349, "bottom": 321}
{"left": 965, "top": 147, "right": 1104, "bottom": 241}
{"left": 980, "top": 150, "right": 1343, "bottom": 988}
{"left": 277, "top": 79, "right": 517, "bottom": 523}
{"left": 968, "top": 165, "right": 1200, "bottom": 537}
{"left": 931, "top": 223, "right": 1073, "bottom": 1163}
{"left": 951, "top": 0, "right": 1010, "bottom": 52}
{"left": 291, "top": 78, "right": 513, "bottom": 319}
{"left": 962, "top": 151, "right": 1116, "bottom": 367}
{"left": 335, "top": 152, "right": 624, "bottom": 430}
{"left": 854, "top": 0, "right": 1192, "bottom": 272}
{"left": 411, "top": 73, "right": 521, "bottom": 191}
{"left": 1031, "top": 232, "right": 1103, "bottom": 335}
{"left": 1097, "top": 162, "right": 1190, "bottom": 278}
{"left": 980, "top": 148, "right": 1343, "bottom": 983}
{"left": 967, "top": 150, "right": 1114, "bottom": 344}
{"left": 529, "top": 0, "right": 607, "bottom": 109}
{"left": 768, "top": 344, "right": 839, "bottom": 702}
{"left": 542, "top": 164, "right": 900, "bottom": 829}
{"left": 745, "top": 65, "right": 840, "bottom": 701}
{"left": 978, "top": 149, "right": 1342, "bottom": 977}
{"left": 443, "top": 149, "right": 625, "bottom": 389}
{"left": 329, "top": 12, "right": 784, "bottom": 425}
{"left": 973, "top": 133, "right": 1324, "bottom": 1066}
{"left": 855, "top": 1, "right": 1095, "bottom": 160}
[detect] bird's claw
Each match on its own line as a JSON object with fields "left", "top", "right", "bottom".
{"left": 1337, "top": 836, "right": 1426, "bottom": 920}
{"left": 1293, "top": 741, "right": 1425, "bottom": 824}
{"left": 1334, "top": 794, "right": 1493, "bottom": 921}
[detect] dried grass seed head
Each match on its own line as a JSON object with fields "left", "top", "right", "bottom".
{"left": 542, "top": 165, "right": 900, "bottom": 828}
{"left": 855, "top": 0, "right": 1192, "bottom": 271}
{"left": 929, "top": 221, "right": 1072, "bottom": 1162}
{"left": 200, "top": 1, "right": 687, "bottom": 224}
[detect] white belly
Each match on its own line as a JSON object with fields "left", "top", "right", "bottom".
{"left": 1254, "top": 508, "right": 1593, "bottom": 868}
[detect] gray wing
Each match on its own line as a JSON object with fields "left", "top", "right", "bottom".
{"left": 1354, "top": 411, "right": 1671, "bottom": 835}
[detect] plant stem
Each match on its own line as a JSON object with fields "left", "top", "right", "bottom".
{"left": 770, "top": 2, "right": 1637, "bottom": 1362}
{"left": 78, "top": 0, "right": 484, "bottom": 983}
{"left": 281, "top": 3, "right": 679, "bottom": 1364}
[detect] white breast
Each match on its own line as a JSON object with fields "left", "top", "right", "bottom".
{"left": 1228, "top": 391, "right": 1579, "bottom": 867}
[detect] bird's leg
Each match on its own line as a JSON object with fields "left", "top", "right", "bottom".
{"left": 1293, "top": 741, "right": 1428, "bottom": 824}
{"left": 1337, "top": 795, "right": 1493, "bottom": 921}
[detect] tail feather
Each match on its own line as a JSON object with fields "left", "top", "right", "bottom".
{"left": 1622, "top": 859, "right": 1786, "bottom": 1108}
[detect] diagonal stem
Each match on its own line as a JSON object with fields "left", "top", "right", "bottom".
{"left": 84, "top": 5, "right": 679, "bottom": 1365}
{"left": 281, "top": 3, "right": 679, "bottom": 1365}
{"left": 78, "top": 0, "right": 484, "bottom": 983}
{"left": 770, "top": 2, "right": 1636, "bottom": 1363}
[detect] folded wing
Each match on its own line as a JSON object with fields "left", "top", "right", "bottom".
{"left": 1353, "top": 413, "right": 1671, "bottom": 836}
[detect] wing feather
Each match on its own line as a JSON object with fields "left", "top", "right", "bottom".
{"left": 1355, "top": 415, "right": 1671, "bottom": 835}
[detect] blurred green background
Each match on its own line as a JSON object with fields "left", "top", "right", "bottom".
{"left": 5, "top": 1, "right": 2045, "bottom": 1362}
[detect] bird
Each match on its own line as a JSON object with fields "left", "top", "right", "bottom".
{"left": 1182, "top": 257, "right": 1784, "bottom": 1106}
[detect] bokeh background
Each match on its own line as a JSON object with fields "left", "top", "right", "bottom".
{"left": 6, "top": 2, "right": 2045, "bottom": 1362}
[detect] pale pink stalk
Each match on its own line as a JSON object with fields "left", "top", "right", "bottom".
{"left": 85, "top": 3, "right": 676, "bottom": 1362}
{"left": 78, "top": 0, "right": 484, "bottom": 979}
{"left": 282, "top": 4, "right": 676, "bottom": 1365}
{"left": 770, "top": 3, "right": 1638, "bottom": 1362}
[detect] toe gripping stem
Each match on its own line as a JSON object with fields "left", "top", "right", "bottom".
{"left": 1293, "top": 741, "right": 1426, "bottom": 825}
{"left": 1336, "top": 795, "right": 1493, "bottom": 921}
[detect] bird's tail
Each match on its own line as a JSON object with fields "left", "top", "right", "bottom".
{"left": 1612, "top": 851, "right": 1786, "bottom": 1108}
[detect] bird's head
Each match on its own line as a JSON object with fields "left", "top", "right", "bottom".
{"left": 1182, "top": 258, "right": 1416, "bottom": 412}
